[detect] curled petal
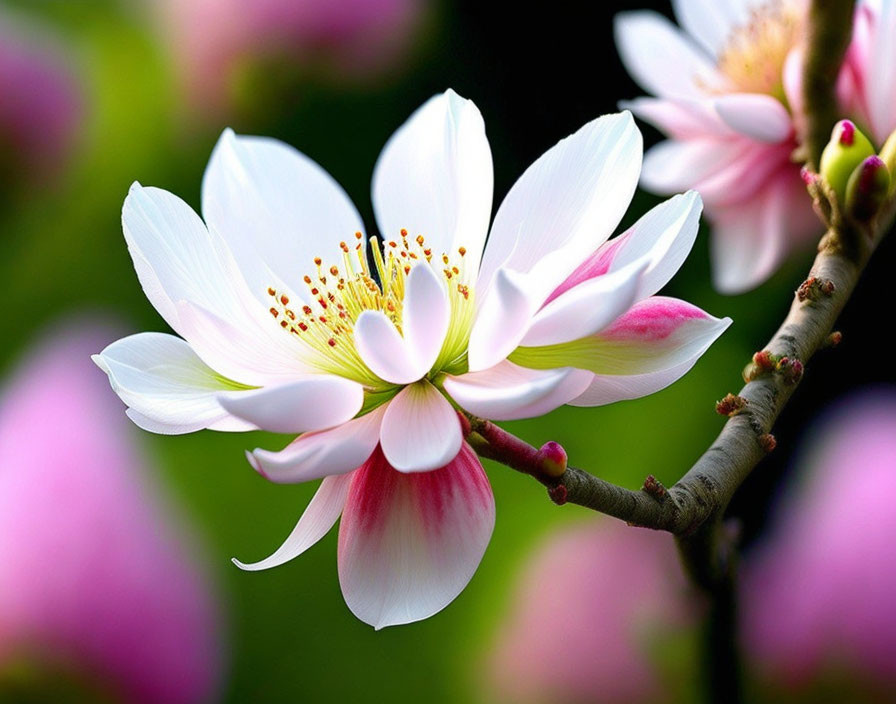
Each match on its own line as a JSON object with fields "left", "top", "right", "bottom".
{"left": 467, "top": 268, "right": 538, "bottom": 372}
{"left": 510, "top": 297, "right": 731, "bottom": 377}
{"left": 713, "top": 94, "right": 793, "bottom": 143}
{"left": 354, "top": 310, "right": 425, "bottom": 385}
{"left": 247, "top": 405, "right": 386, "bottom": 483}
{"left": 444, "top": 361, "right": 592, "bottom": 421}
{"left": 233, "top": 474, "right": 353, "bottom": 572}
{"left": 380, "top": 381, "right": 462, "bottom": 473}
{"left": 569, "top": 356, "right": 706, "bottom": 407}
{"left": 338, "top": 444, "right": 495, "bottom": 629}
{"left": 403, "top": 264, "right": 451, "bottom": 375}
{"left": 93, "top": 333, "right": 256, "bottom": 435}
{"left": 218, "top": 376, "right": 364, "bottom": 434}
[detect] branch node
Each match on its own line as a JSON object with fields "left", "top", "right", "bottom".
{"left": 547, "top": 483, "right": 568, "bottom": 506}
{"left": 743, "top": 350, "right": 777, "bottom": 382}
{"left": 797, "top": 276, "right": 836, "bottom": 302}
{"left": 775, "top": 356, "right": 804, "bottom": 385}
{"left": 759, "top": 433, "right": 778, "bottom": 454}
{"left": 715, "top": 393, "right": 747, "bottom": 417}
{"left": 642, "top": 474, "right": 668, "bottom": 501}
{"left": 824, "top": 330, "right": 844, "bottom": 348}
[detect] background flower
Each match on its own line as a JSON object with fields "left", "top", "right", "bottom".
{"left": 0, "top": 319, "right": 224, "bottom": 703}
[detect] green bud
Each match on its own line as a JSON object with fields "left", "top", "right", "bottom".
{"left": 880, "top": 129, "right": 896, "bottom": 194}
{"left": 819, "top": 120, "right": 875, "bottom": 203}
{"left": 845, "top": 155, "right": 891, "bottom": 221}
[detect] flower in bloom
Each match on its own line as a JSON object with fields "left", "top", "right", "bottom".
{"left": 615, "top": 0, "right": 820, "bottom": 293}
{"left": 839, "top": 0, "right": 896, "bottom": 148}
{"left": 742, "top": 390, "right": 896, "bottom": 694}
{"left": 94, "top": 90, "right": 730, "bottom": 628}
{"left": 0, "top": 8, "right": 82, "bottom": 181}
{"left": 0, "top": 320, "right": 222, "bottom": 703}
{"left": 488, "top": 520, "right": 697, "bottom": 704}
{"left": 154, "top": 0, "right": 425, "bottom": 115}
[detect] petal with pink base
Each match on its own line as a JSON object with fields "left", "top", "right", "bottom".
{"left": 713, "top": 93, "right": 792, "bottom": 143}
{"left": 380, "top": 381, "right": 462, "bottom": 473}
{"left": 510, "top": 296, "right": 731, "bottom": 376}
{"left": 232, "top": 473, "right": 354, "bottom": 571}
{"left": 444, "top": 361, "right": 592, "bottom": 421}
{"left": 337, "top": 443, "right": 495, "bottom": 629}
{"left": 247, "top": 405, "right": 386, "bottom": 483}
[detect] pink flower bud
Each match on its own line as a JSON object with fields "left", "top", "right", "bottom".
{"left": 845, "top": 155, "right": 891, "bottom": 221}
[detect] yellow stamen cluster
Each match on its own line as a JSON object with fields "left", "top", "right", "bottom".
{"left": 267, "top": 230, "right": 475, "bottom": 385}
{"left": 716, "top": 2, "right": 803, "bottom": 102}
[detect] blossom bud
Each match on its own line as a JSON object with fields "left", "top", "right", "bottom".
{"left": 819, "top": 120, "right": 875, "bottom": 203}
{"left": 879, "top": 129, "right": 896, "bottom": 194}
{"left": 536, "top": 441, "right": 568, "bottom": 478}
{"left": 845, "top": 155, "right": 891, "bottom": 221}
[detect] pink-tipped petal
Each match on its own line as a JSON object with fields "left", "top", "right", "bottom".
{"left": 248, "top": 405, "right": 386, "bottom": 483}
{"left": 477, "top": 112, "right": 642, "bottom": 302}
{"left": 232, "top": 473, "right": 353, "bottom": 571}
{"left": 403, "top": 263, "right": 451, "bottom": 374}
{"left": 444, "top": 361, "right": 592, "bottom": 421}
{"left": 713, "top": 93, "right": 793, "bottom": 143}
{"left": 467, "top": 268, "right": 537, "bottom": 372}
{"left": 510, "top": 297, "right": 731, "bottom": 377}
{"left": 354, "top": 310, "right": 425, "bottom": 385}
{"left": 372, "top": 90, "right": 494, "bottom": 273}
{"left": 614, "top": 11, "right": 728, "bottom": 99}
{"left": 380, "top": 381, "right": 462, "bottom": 473}
{"left": 217, "top": 375, "right": 364, "bottom": 434}
{"left": 337, "top": 444, "right": 495, "bottom": 629}
{"left": 522, "top": 261, "right": 648, "bottom": 347}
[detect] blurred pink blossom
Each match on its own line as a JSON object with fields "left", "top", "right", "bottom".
{"left": 0, "top": 9, "right": 82, "bottom": 180}
{"left": 742, "top": 390, "right": 896, "bottom": 692}
{"left": 156, "top": 0, "right": 426, "bottom": 113}
{"left": 0, "top": 320, "right": 223, "bottom": 703}
{"left": 488, "top": 519, "right": 697, "bottom": 704}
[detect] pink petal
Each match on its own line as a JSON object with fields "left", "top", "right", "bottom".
{"left": 232, "top": 473, "right": 353, "bottom": 571}
{"left": 380, "top": 381, "right": 462, "bottom": 473}
{"left": 337, "top": 443, "right": 495, "bottom": 629}
{"left": 522, "top": 260, "right": 648, "bottom": 347}
{"left": 713, "top": 93, "right": 793, "bottom": 143}
{"left": 217, "top": 375, "right": 364, "bottom": 434}
{"left": 640, "top": 138, "right": 748, "bottom": 195}
{"left": 247, "top": 405, "right": 386, "bottom": 483}
{"left": 444, "top": 361, "right": 592, "bottom": 421}
{"left": 621, "top": 96, "right": 731, "bottom": 139}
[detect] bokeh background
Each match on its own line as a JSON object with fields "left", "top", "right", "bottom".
{"left": 2, "top": 0, "right": 895, "bottom": 702}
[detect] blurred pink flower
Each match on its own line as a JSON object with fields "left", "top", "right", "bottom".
{"left": 156, "top": 0, "right": 426, "bottom": 113}
{"left": 742, "top": 390, "right": 896, "bottom": 692}
{"left": 615, "top": 0, "right": 816, "bottom": 294}
{"left": 488, "top": 520, "right": 697, "bottom": 704}
{"left": 0, "top": 9, "right": 82, "bottom": 180}
{"left": 839, "top": 0, "right": 896, "bottom": 146}
{"left": 0, "top": 320, "right": 223, "bottom": 703}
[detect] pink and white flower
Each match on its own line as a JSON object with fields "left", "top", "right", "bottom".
{"left": 0, "top": 320, "right": 222, "bottom": 703}
{"left": 615, "top": 0, "right": 819, "bottom": 293}
{"left": 94, "top": 90, "right": 730, "bottom": 628}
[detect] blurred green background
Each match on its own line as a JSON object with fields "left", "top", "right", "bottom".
{"left": 2, "top": 0, "right": 893, "bottom": 702}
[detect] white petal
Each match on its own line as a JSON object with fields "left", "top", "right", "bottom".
{"left": 640, "top": 139, "right": 748, "bottom": 194}
{"left": 569, "top": 357, "right": 707, "bottom": 406}
{"left": 232, "top": 473, "right": 353, "bottom": 571}
{"left": 713, "top": 94, "right": 793, "bottom": 143}
{"left": 248, "top": 405, "right": 386, "bottom": 483}
{"left": 522, "top": 260, "right": 648, "bottom": 347}
{"left": 218, "top": 376, "right": 364, "bottom": 434}
{"left": 477, "top": 112, "right": 642, "bottom": 303}
{"left": 467, "top": 268, "right": 538, "bottom": 373}
{"left": 671, "top": 0, "right": 753, "bottom": 57}
{"left": 372, "top": 90, "right": 493, "bottom": 272}
{"left": 444, "top": 361, "right": 592, "bottom": 421}
{"left": 403, "top": 264, "right": 451, "bottom": 375}
{"left": 614, "top": 11, "right": 728, "bottom": 98}
{"left": 380, "top": 381, "right": 462, "bottom": 472}
{"left": 202, "top": 129, "right": 364, "bottom": 300}
{"left": 354, "top": 311, "right": 425, "bottom": 385}
{"left": 338, "top": 444, "right": 494, "bottom": 629}
{"left": 93, "top": 333, "right": 255, "bottom": 435}
{"left": 621, "top": 96, "right": 731, "bottom": 138}
{"left": 603, "top": 191, "right": 703, "bottom": 299}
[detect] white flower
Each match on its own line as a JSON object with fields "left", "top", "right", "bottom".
{"left": 94, "top": 90, "right": 729, "bottom": 628}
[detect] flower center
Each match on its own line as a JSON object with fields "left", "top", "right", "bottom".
{"left": 267, "top": 230, "right": 475, "bottom": 387}
{"left": 716, "top": 2, "right": 803, "bottom": 102}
